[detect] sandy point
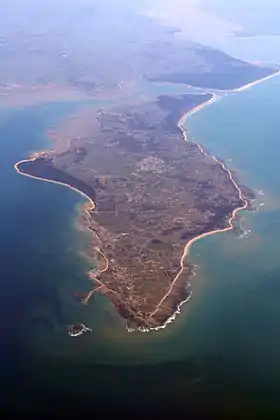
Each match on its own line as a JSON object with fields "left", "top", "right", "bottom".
{"left": 230, "top": 70, "right": 280, "bottom": 93}
{"left": 14, "top": 158, "right": 96, "bottom": 211}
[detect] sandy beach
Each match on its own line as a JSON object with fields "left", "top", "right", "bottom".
{"left": 230, "top": 69, "right": 280, "bottom": 93}
{"left": 14, "top": 157, "right": 96, "bottom": 211}
{"left": 146, "top": 105, "right": 248, "bottom": 331}
{"left": 178, "top": 93, "right": 218, "bottom": 126}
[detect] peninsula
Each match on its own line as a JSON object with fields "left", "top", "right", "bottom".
{"left": 15, "top": 93, "right": 249, "bottom": 329}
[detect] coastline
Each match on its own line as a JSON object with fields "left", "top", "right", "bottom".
{"left": 14, "top": 80, "right": 257, "bottom": 333}
{"left": 134, "top": 104, "right": 248, "bottom": 332}
{"left": 178, "top": 93, "right": 218, "bottom": 123}
{"left": 14, "top": 157, "right": 96, "bottom": 212}
{"left": 228, "top": 69, "right": 280, "bottom": 93}
{"left": 13, "top": 158, "right": 120, "bottom": 306}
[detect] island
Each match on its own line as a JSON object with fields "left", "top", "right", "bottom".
{"left": 68, "top": 323, "right": 92, "bottom": 338}
{"left": 15, "top": 92, "right": 249, "bottom": 329}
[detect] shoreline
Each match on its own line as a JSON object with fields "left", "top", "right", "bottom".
{"left": 14, "top": 157, "right": 96, "bottom": 212}
{"left": 131, "top": 103, "right": 248, "bottom": 333}
{"left": 14, "top": 84, "right": 254, "bottom": 333}
{"left": 170, "top": 69, "right": 280, "bottom": 97}
{"left": 13, "top": 159, "right": 120, "bottom": 310}
{"left": 178, "top": 93, "right": 218, "bottom": 123}
{"left": 228, "top": 69, "right": 280, "bottom": 93}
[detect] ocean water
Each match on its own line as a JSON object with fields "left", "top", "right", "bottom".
{"left": 2, "top": 76, "right": 280, "bottom": 416}
{"left": 0, "top": 103, "right": 93, "bottom": 407}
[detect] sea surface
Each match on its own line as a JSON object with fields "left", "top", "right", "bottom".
{"left": 2, "top": 76, "right": 280, "bottom": 417}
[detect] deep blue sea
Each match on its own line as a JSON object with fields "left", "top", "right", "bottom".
{"left": 2, "top": 75, "right": 280, "bottom": 417}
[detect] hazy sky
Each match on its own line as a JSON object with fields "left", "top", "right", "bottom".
{"left": 146, "top": 0, "right": 280, "bottom": 38}
{"left": 1, "top": 0, "right": 279, "bottom": 46}
{"left": 144, "top": 0, "right": 240, "bottom": 44}
{"left": 202, "top": 0, "right": 280, "bottom": 33}
{"left": 140, "top": 0, "right": 280, "bottom": 48}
